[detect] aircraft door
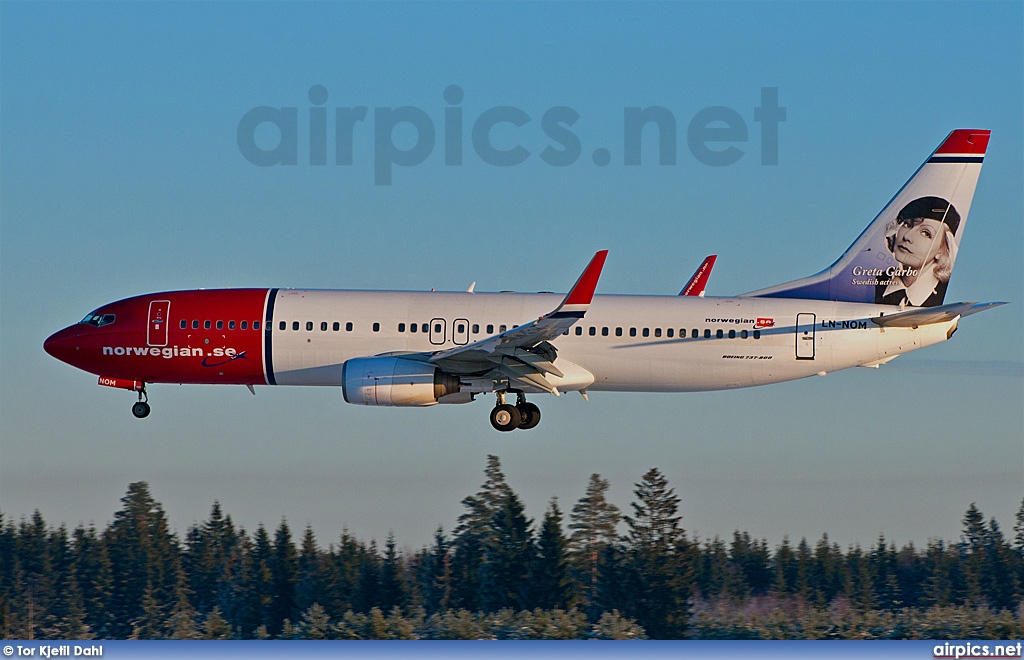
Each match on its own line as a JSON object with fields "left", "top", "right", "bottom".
{"left": 147, "top": 300, "right": 171, "bottom": 347}
{"left": 795, "top": 313, "right": 815, "bottom": 360}
{"left": 429, "top": 318, "right": 446, "bottom": 345}
{"left": 453, "top": 318, "right": 470, "bottom": 345}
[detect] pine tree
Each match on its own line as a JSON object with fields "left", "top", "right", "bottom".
{"left": 355, "top": 539, "right": 382, "bottom": 613}
{"left": 451, "top": 455, "right": 511, "bottom": 612}
{"left": 961, "top": 503, "right": 987, "bottom": 605}
{"left": 130, "top": 582, "right": 164, "bottom": 639}
{"left": 622, "top": 468, "right": 691, "bottom": 638}
{"left": 483, "top": 488, "right": 535, "bottom": 611}
{"left": 1014, "top": 498, "right": 1024, "bottom": 555}
{"left": 201, "top": 606, "right": 232, "bottom": 639}
{"left": 412, "top": 527, "right": 450, "bottom": 615}
{"left": 533, "top": 498, "right": 572, "bottom": 610}
{"left": 329, "top": 529, "right": 362, "bottom": 617}
{"left": 164, "top": 569, "right": 198, "bottom": 639}
{"left": 18, "top": 511, "right": 56, "bottom": 639}
{"left": 296, "top": 526, "right": 322, "bottom": 613}
{"left": 185, "top": 502, "right": 236, "bottom": 616}
{"left": 267, "top": 520, "right": 298, "bottom": 636}
{"left": 772, "top": 537, "right": 797, "bottom": 597}
{"left": 379, "top": 533, "right": 407, "bottom": 612}
{"left": 568, "top": 473, "right": 620, "bottom": 615}
{"left": 105, "top": 483, "right": 181, "bottom": 637}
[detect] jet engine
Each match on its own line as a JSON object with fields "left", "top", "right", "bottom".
{"left": 341, "top": 357, "right": 461, "bottom": 407}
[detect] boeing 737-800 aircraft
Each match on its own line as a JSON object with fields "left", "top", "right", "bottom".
{"left": 44, "top": 130, "right": 1003, "bottom": 431}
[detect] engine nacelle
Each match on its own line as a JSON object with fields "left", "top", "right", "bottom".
{"left": 342, "top": 357, "right": 461, "bottom": 407}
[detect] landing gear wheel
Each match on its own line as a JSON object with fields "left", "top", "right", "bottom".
{"left": 132, "top": 401, "right": 151, "bottom": 419}
{"left": 490, "top": 403, "right": 522, "bottom": 432}
{"left": 516, "top": 402, "right": 541, "bottom": 430}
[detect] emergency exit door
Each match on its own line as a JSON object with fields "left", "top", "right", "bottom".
{"left": 147, "top": 300, "right": 170, "bottom": 347}
{"left": 795, "top": 313, "right": 815, "bottom": 360}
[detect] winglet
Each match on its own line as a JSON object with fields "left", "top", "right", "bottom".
{"left": 556, "top": 250, "right": 608, "bottom": 314}
{"left": 680, "top": 255, "right": 717, "bottom": 296}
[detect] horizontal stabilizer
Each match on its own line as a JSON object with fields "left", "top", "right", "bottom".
{"left": 871, "top": 301, "right": 1005, "bottom": 327}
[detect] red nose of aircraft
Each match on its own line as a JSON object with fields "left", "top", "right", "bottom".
{"left": 43, "top": 326, "right": 81, "bottom": 367}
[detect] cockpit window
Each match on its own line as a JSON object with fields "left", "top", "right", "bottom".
{"left": 80, "top": 313, "right": 116, "bottom": 327}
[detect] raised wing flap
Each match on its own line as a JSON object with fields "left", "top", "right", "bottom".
{"left": 871, "top": 301, "right": 1005, "bottom": 327}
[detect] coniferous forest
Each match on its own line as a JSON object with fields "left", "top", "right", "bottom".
{"left": 1, "top": 456, "right": 1022, "bottom": 640}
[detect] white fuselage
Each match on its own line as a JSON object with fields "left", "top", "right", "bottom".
{"left": 267, "top": 290, "right": 953, "bottom": 392}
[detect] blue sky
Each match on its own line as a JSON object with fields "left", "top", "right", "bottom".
{"left": 2, "top": 2, "right": 1021, "bottom": 552}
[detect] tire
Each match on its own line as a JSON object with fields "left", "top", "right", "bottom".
{"left": 132, "top": 401, "right": 151, "bottom": 419}
{"left": 489, "top": 404, "right": 521, "bottom": 432}
{"left": 516, "top": 402, "right": 541, "bottom": 430}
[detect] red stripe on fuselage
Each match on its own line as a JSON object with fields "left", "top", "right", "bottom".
{"left": 50, "top": 289, "right": 270, "bottom": 384}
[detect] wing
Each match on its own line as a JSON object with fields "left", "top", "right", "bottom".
{"left": 679, "top": 255, "right": 716, "bottom": 296}
{"left": 427, "top": 250, "right": 608, "bottom": 393}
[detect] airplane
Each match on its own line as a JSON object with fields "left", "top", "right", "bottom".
{"left": 44, "top": 129, "right": 1004, "bottom": 431}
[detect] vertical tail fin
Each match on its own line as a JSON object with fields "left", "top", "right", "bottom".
{"left": 746, "top": 129, "right": 990, "bottom": 307}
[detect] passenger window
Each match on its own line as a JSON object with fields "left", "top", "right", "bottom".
{"left": 434, "top": 323, "right": 442, "bottom": 333}
{"left": 629, "top": 328, "right": 637, "bottom": 337}
{"left": 193, "top": 320, "right": 199, "bottom": 329}
{"left": 321, "top": 322, "right": 328, "bottom": 331}
{"left": 615, "top": 327, "right": 622, "bottom": 336}
{"left": 217, "top": 321, "right": 224, "bottom": 330}
{"left": 410, "top": 323, "right": 417, "bottom": 333}
{"left": 692, "top": 329, "right": 698, "bottom": 339}
{"left": 180, "top": 320, "right": 187, "bottom": 329}
{"left": 333, "top": 322, "right": 340, "bottom": 331}
{"left": 729, "top": 329, "right": 736, "bottom": 339}
{"left": 280, "top": 321, "right": 286, "bottom": 331}
{"left": 305, "top": 321, "right": 313, "bottom": 331}
{"left": 589, "top": 327, "right": 596, "bottom": 336}
{"left": 499, "top": 325, "right": 507, "bottom": 332}
{"left": 642, "top": 328, "right": 650, "bottom": 337}
{"left": 229, "top": 321, "right": 236, "bottom": 330}
{"left": 292, "top": 321, "right": 299, "bottom": 331}
{"left": 472, "top": 324, "right": 479, "bottom": 334}
{"left": 602, "top": 327, "right": 609, "bottom": 336}
{"left": 575, "top": 327, "right": 583, "bottom": 336}
{"left": 422, "top": 323, "right": 429, "bottom": 333}
{"left": 741, "top": 330, "right": 748, "bottom": 339}
{"left": 204, "top": 320, "right": 211, "bottom": 330}
{"left": 654, "top": 328, "right": 662, "bottom": 337}
{"left": 667, "top": 328, "right": 674, "bottom": 338}
{"left": 487, "top": 324, "right": 494, "bottom": 334}
{"left": 753, "top": 330, "right": 761, "bottom": 339}
{"left": 704, "top": 329, "right": 711, "bottom": 338}
{"left": 241, "top": 321, "right": 248, "bottom": 330}
{"left": 373, "top": 322, "right": 381, "bottom": 332}
{"left": 398, "top": 323, "right": 406, "bottom": 332}
{"left": 716, "top": 329, "right": 724, "bottom": 339}
{"left": 457, "top": 323, "right": 465, "bottom": 333}
{"left": 253, "top": 321, "right": 260, "bottom": 330}
{"left": 346, "top": 322, "right": 353, "bottom": 331}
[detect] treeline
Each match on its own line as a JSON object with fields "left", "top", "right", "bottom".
{"left": 1, "top": 456, "right": 1022, "bottom": 639}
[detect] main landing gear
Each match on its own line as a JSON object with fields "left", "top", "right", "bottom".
{"left": 489, "top": 392, "right": 541, "bottom": 432}
{"left": 131, "top": 385, "right": 151, "bottom": 419}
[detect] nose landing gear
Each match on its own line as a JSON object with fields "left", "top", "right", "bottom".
{"left": 489, "top": 391, "right": 542, "bottom": 432}
{"left": 131, "top": 386, "right": 150, "bottom": 418}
